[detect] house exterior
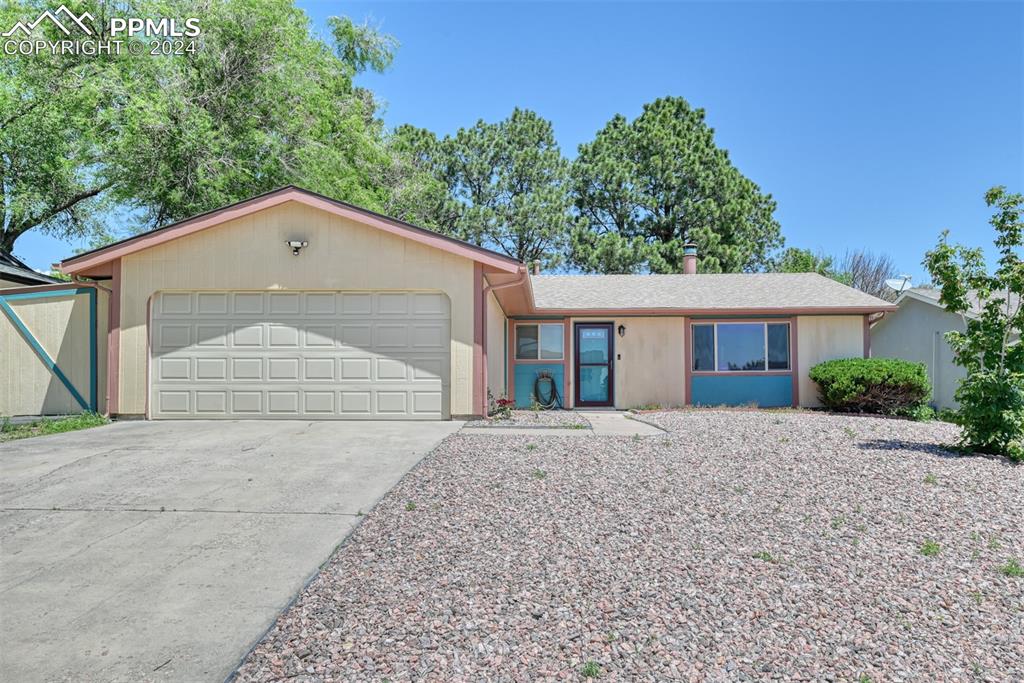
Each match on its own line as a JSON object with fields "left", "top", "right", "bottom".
{"left": 871, "top": 287, "right": 1010, "bottom": 410}
{"left": 1, "top": 251, "right": 60, "bottom": 288}
{"left": 54, "top": 186, "right": 896, "bottom": 420}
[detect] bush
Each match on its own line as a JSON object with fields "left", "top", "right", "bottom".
{"left": 809, "top": 358, "right": 931, "bottom": 416}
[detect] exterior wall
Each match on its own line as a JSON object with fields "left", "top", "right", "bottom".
{"left": 796, "top": 315, "right": 866, "bottom": 408}
{"left": 567, "top": 316, "right": 686, "bottom": 409}
{"left": 116, "top": 200, "right": 476, "bottom": 416}
{"left": 0, "top": 288, "right": 107, "bottom": 416}
{"left": 486, "top": 291, "right": 506, "bottom": 400}
{"left": 871, "top": 298, "right": 966, "bottom": 409}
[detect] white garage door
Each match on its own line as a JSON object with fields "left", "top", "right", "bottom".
{"left": 149, "top": 291, "right": 450, "bottom": 420}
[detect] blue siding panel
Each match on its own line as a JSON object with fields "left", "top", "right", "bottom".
{"left": 691, "top": 374, "right": 792, "bottom": 408}
{"left": 513, "top": 364, "right": 565, "bottom": 407}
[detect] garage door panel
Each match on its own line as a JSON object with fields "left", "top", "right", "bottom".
{"left": 151, "top": 291, "right": 449, "bottom": 419}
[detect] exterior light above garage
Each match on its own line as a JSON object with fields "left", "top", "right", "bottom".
{"left": 286, "top": 240, "right": 308, "bottom": 256}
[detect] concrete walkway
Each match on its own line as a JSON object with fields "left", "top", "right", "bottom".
{"left": 460, "top": 410, "right": 665, "bottom": 436}
{"left": 0, "top": 419, "right": 462, "bottom": 683}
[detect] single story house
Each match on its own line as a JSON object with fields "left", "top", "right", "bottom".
{"left": 871, "top": 286, "right": 1013, "bottom": 410}
{"left": 54, "top": 186, "right": 896, "bottom": 420}
{"left": 1, "top": 251, "right": 60, "bottom": 288}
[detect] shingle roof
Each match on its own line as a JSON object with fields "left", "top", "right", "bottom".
{"left": 530, "top": 273, "right": 893, "bottom": 311}
{"left": 903, "top": 286, "right": 1020, "bottom": 318}
{"left": 0, "top": 251, "right": 59, "bottom": 285}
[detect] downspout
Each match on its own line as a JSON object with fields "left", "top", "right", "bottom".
{"left": 481, "top": 266, "right": 529, "bottom": 414}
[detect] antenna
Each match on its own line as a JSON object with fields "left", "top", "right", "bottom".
{"left": 884, "top": 274, "right": 912, "bottom": 294}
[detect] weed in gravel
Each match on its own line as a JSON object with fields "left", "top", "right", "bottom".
{"left": 526, "top": 443, "right": 537, "bottom": 452}
{"left": 919, "top": 540, "right": 941, "bottom": 557}
{"left": 405, "top": 501, "right": 417, "bottom": 511}
{"left": 843, "top": 426, "right": 857, "bottom": 438}
{"left": 831, "top": 516, "right": 847, "bottom": 530}
{"left": 988, "top": 536, "right": 1002, "bottom": 550}
{"left": 632, "top": 434, "right": 641, "bottom": 442}
{"left": 753, "top": 551, "right": 778, "bottom": 563}
{"left": 969, "top": 591, "right": 984, "bottom": 605}
{"left": 858, "top": 676, "right": 873, "bottom": 683}
{"left": 532, "top": 468, "right": 547, "bottom": 480}
{"left": 662, "top": 439, "right": 672, "bottom": 447}
{"left": 733, "top": 485, "right": 747, "bottom": 494}
{"left": 999, "top": 559, "right": 1024, "bottom": 577}
{"left": 924, "top": 473, "right": 938, "bottom": 485}
{"left": 568, "top": 423, "right": 588, "bottom": 429}
{"left": 580, "top": 661, "right": 602, "bottom": 678}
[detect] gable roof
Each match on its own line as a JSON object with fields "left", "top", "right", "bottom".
{"left": 59, "top": 186, "right": 523, "bottom": 275}
{"left": 1, "top": 251, "right": 59, "bottom": 285}
{"left": 529, "top": 272, "right": 895, "bottom": 313}
{"left": 897, "top": 286, "right": 1019, "bottom": 319}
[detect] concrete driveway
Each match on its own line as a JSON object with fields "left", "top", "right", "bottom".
{"left": 0, "top": 419, "right": 462, "bottom": 683}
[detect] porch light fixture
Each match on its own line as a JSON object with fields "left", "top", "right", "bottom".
{"left": 618, "top": 324, "right": 626, "bottom": 338}
{"left": 286, "top": 240, "right": 308, "bottom": 256}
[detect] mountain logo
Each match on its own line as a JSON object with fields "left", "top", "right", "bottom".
{"left": 2, "top": 5, "right": 95, "bottom": 37}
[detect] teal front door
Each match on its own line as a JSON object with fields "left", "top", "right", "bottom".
{"left": 575, "top": 323, "right": 614, "bottom": 407}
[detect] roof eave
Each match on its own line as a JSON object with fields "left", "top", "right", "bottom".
{"left": 60, "top": 186, "right": 522, "bottom": 275}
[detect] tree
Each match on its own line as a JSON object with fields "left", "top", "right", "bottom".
{"left": 393, "top": 109, "right": 576, "bottom": 268}
{"left": 570, "top": 96, "right": 782, "bottom": 274}
{"left": 1, "top": 0, "right": 401, "bottom": 252}
{"left": 923, "top": 186, "right": 1024, "bottom": 461}
{"left": 838, "top": 249, "right": 899, "bottom": 301}
{"left": 771, "top": 247, "right": 845, "bottom": 280}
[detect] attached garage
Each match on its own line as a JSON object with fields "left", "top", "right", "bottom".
{"left": 150, "top": 290, "right": 451, "bottom": 419}
{"left": 58, "top": 186, "right": 525, "bottom": 420}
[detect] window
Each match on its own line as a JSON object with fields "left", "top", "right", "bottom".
{"left": 516, "top": 324, "right": 564, "bottom": 360}
{"left": 691, "top": 322, "right": 790, "bottom": 372}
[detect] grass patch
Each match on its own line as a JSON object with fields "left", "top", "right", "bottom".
{"left": 919, "top": 540, "right": 941, "bottom": 557}
{"left": 999, "top": 559, "right": 1023, "bottom": 578}
{"left": 753, "top": 551, "right": 778, "bottom": 563}
{"left": 0, "top": 413, "right": 107, "bottom": 443}
{"left": 405, "top": 501, "right": 417, "bottom": 511}
{"left": 531, "top": 468, "right": 547, "bottom": 480}
{"left": 526, "top": 443, "right": 537, "bottom": 452}
{"left": 580, "top": 661, "right": 601, "bottom": 678}
{"left": 924, "top": 473, "right": 938, "bottom": 485}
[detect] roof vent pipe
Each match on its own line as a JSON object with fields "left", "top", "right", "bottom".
{"left": 682, "top": 243, "right": 698, "bottom": 274}
{"left": 531, "top": 260, "right": 541, "bottom": 275}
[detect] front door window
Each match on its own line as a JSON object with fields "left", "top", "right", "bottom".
{"left": 575, "top": 323, "right": 613, "bottom": 406}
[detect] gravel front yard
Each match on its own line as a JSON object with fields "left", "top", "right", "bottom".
{"left": 236, "top": 411, "right": 1023, "bottom": 682}
{"left": 468, "top": 409, "right": 591, "bottom": 429}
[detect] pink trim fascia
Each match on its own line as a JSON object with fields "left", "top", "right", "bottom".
{"left": 791, "top": 316, "right": 800, "bottom": 407}
{"left": 60, "top": 187, "right": 522, "bottom": 275}
{"left": 473, "top": 263, "right": 485, "bottom": 417}
{"left": 531, "top": 306, "right": 897, "bottom": 316}
{"left": 481, "top": 267, "right": 527, "bottom": 409}
{"left": 107, "top": 260, "right": 122, "bottom": 416}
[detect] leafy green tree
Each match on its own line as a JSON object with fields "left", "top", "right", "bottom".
{"left": 394, "top": 109, "right": 576, "bottom": 268}
{"left": 1, "top": 0, "right": 403, "bottom": 252}
{"left": 924, "top": 186, "right": 1024, "bottom": 461}
{"left": 772, "top": 247, "right": 844, "bottom": 278}
{"left": 570, "top": 96, "right": 782, "bottom": 273}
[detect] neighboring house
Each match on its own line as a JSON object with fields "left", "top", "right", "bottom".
{"left": 871, "top": 286, "right": 1017, "bottom": 410}
{"left": 51, "top": 186, "right": 894, "bottom": 420}
{"left": 1, "top": 251, "right": 60, "bottom": 288}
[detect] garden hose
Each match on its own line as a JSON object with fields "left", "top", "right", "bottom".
{"left": 533, "top": 374, "right": 562, "bottom": 409}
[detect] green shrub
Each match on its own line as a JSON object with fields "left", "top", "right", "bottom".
{"left": 809, "top": 358, "right": 931, "bottom": 416}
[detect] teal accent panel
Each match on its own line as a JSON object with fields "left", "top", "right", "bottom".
{"left": 691, "top": 374, "right": 792, "bottom": 408}
{"left": 0, "top": 293, "right": 92, "bottom": 412}
{"left": 513, "top": 363, "right": 564, "bottom": 407}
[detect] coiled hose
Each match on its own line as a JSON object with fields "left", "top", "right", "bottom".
{"left": 533, "top": 373, "right": 562, "bottom": 409}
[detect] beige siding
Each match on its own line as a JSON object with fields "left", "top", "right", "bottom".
{"left": 117, "top": 201, "right": 476, "bottom": 416}
{"left": 871, "top": 298, "right": 966, "bottom": 409}
{"left": 1, "top": 289, "right": 107, "bottom": 416}
{"left": 568, "top": 317, "right": 686, "bottom": 409}
{"left": 796, "top": 315, "right": 865, "bottom": 407}
{"left": 486, "top": 291, "right": 506, "bottom": 400}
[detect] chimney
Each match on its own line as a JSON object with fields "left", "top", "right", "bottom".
{"left": 531, "top": 260, "right": 541, "bottom": 275}
{"left": 682, "top": 243, "right": 698, "bottom": 274}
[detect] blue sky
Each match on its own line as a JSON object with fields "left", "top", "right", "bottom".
{"left": 15, "top": 1, "right": 1023, "bottom": 283}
